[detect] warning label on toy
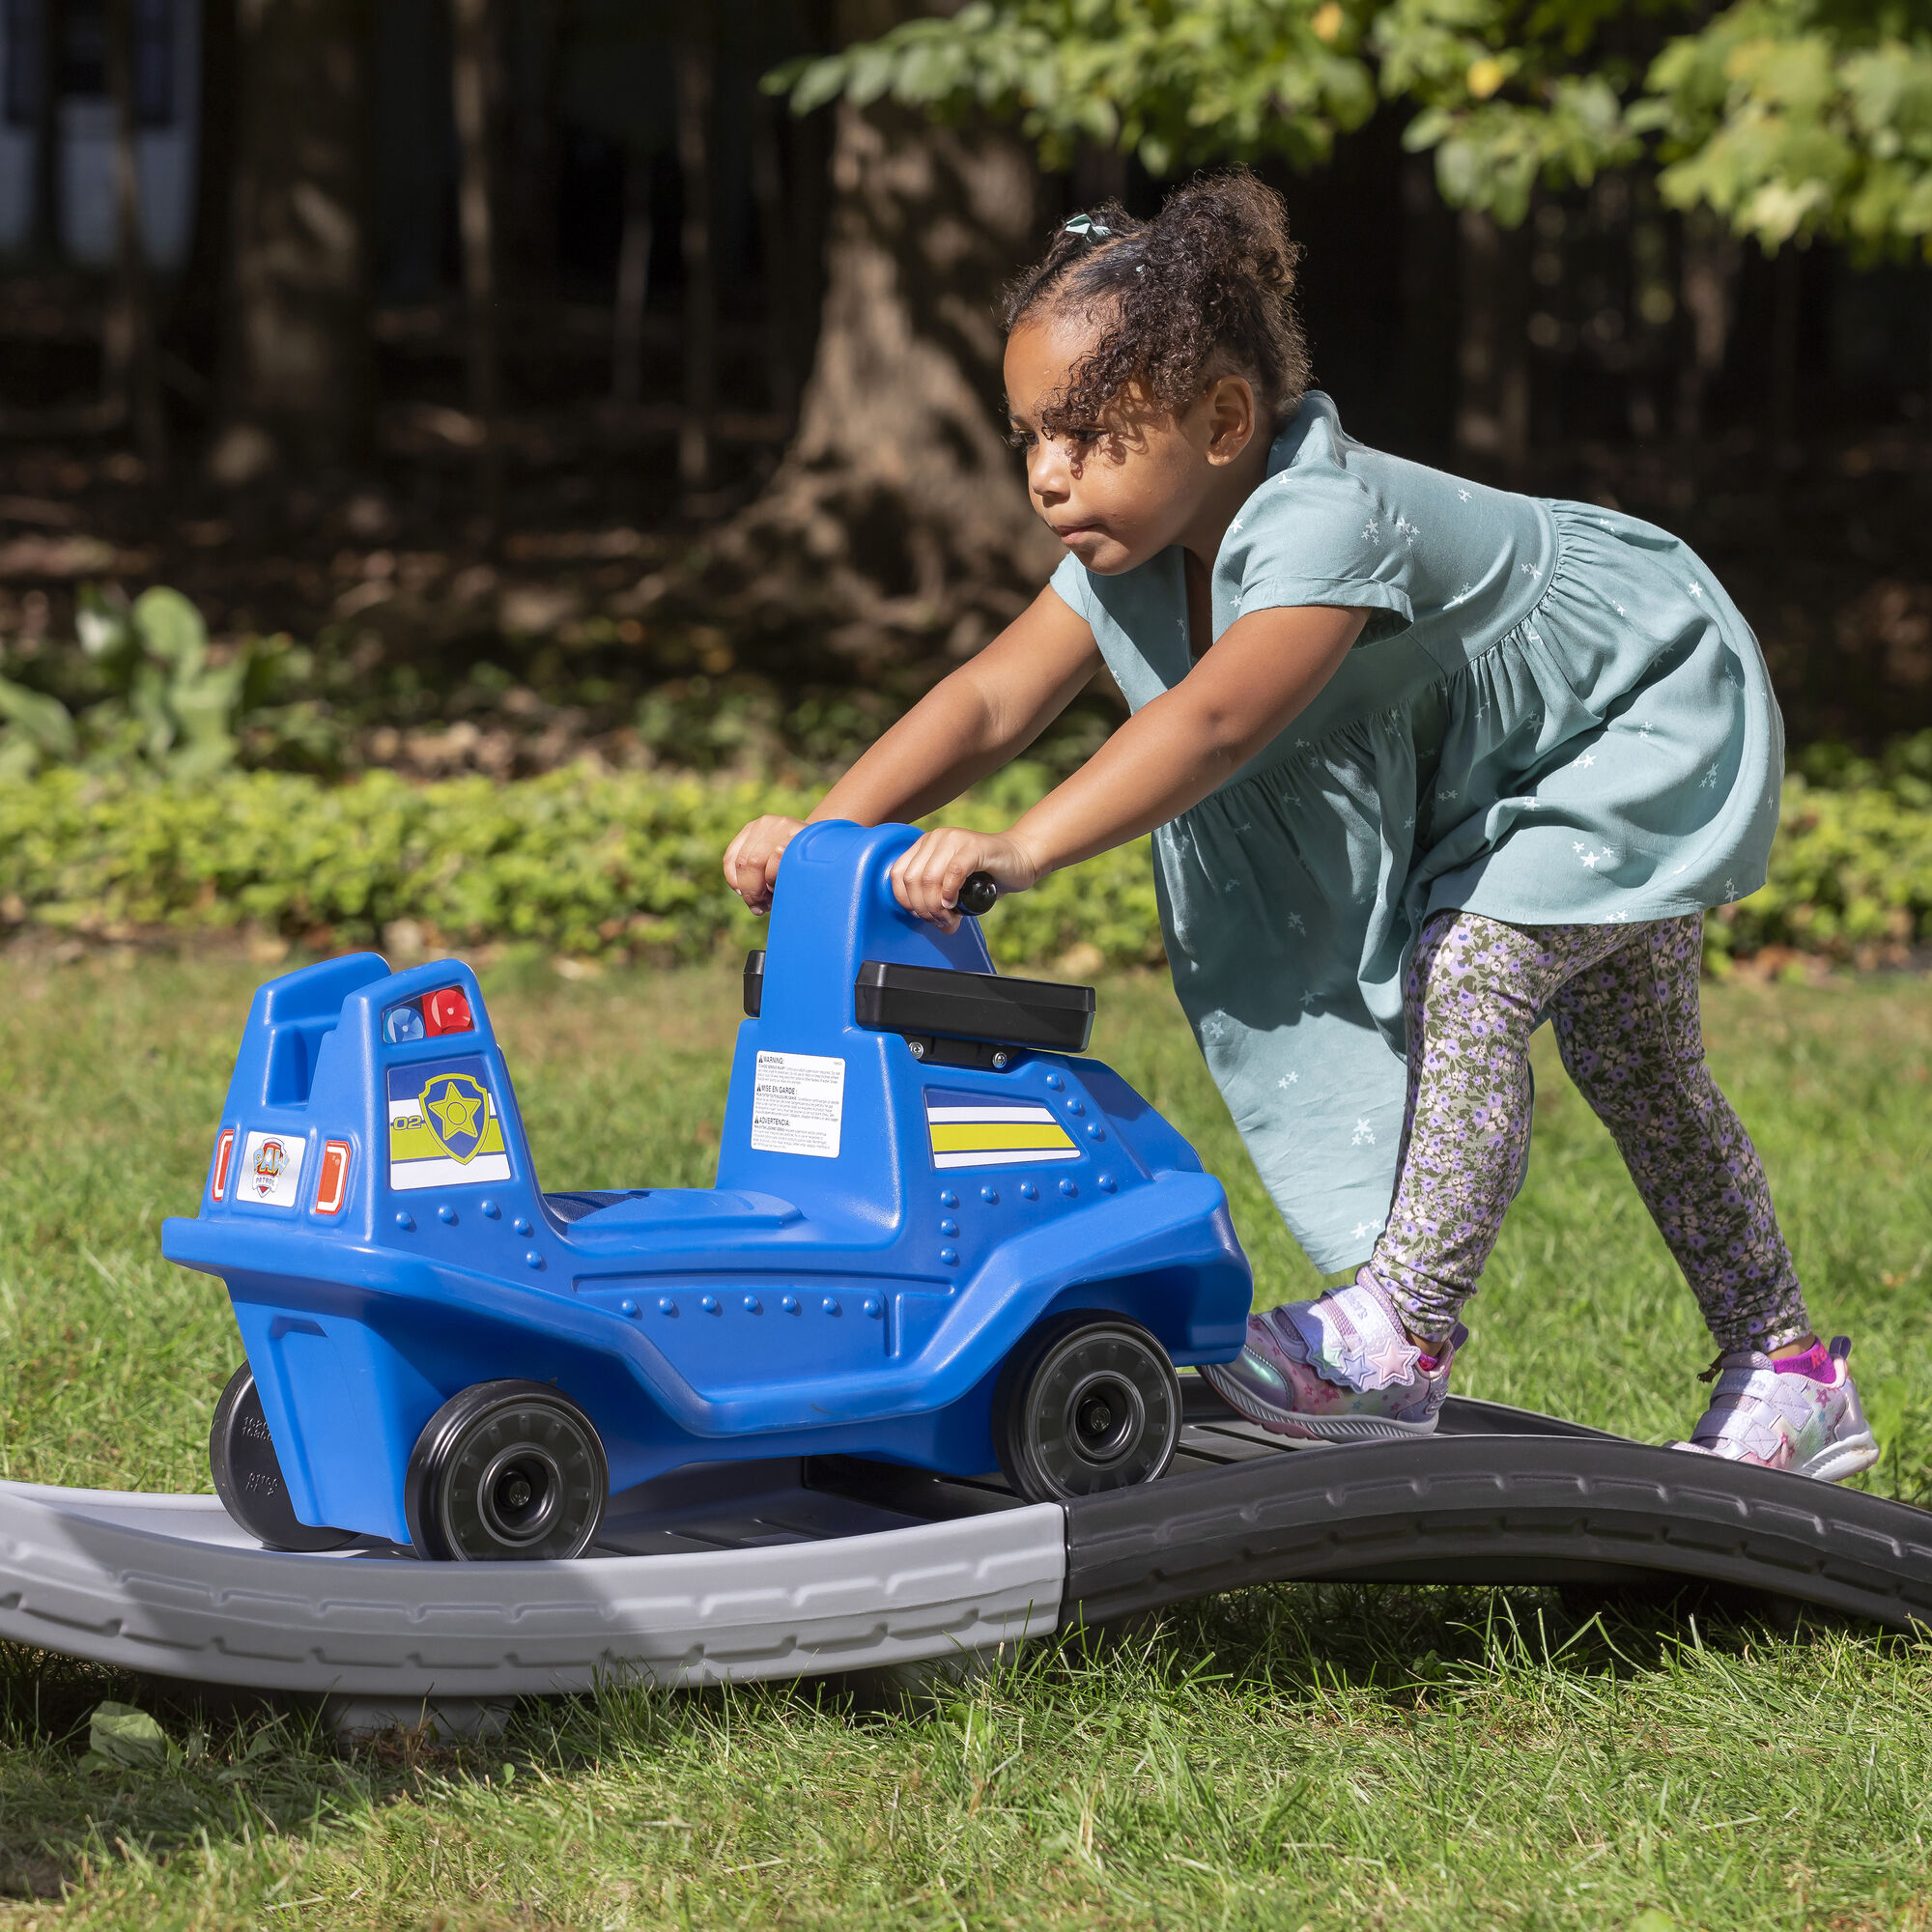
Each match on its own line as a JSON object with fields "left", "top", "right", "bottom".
{"left": 751, "top": 1050, "right": 845, "bottom": 1159}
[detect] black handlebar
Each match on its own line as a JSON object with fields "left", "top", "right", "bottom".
{"left": 957, "top": 872, "right": 1000, "bottom": 917}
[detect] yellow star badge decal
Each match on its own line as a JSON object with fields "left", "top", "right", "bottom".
{"left": 426, "top": 1080, "right": 483, "bottom": 1146}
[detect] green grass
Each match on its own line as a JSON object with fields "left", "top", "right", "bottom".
{"left": 1, "top": 952, "right": 1930, "bottom": 1928}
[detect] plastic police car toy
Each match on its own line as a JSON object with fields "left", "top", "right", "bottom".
{"left": 163, "top": 820, "right": 1253, "bottom": 1562}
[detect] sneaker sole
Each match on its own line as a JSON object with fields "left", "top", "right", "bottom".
{"left": 1199, "top": 1361, "right": 1441, "bottom": 1443}
{"left": 1671, "top": 1429, "right": 1882, "bottom": 1486}
{"left": 1796, "top": 1429, "right": 1880, "bottom": 1484}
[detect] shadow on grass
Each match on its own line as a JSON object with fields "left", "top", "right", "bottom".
{"left": 1056, "top": 1575, "right": 1896, "bottom": 1710}
{"left": 0, "top": 1645, "right": 501, "bottom": 1905}
{"left": 0, "top": 1577, "right": 1907, "bottom": 1907}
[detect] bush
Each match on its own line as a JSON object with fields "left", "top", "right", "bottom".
{"left": 0, "top": 585, "right": 293, "bottom": 781}
{"left": 0, "top": 763, "right": 1162, "bottom": 972}
{"left": 0, "top": 735, "right": 1926, "bottom": 974}
{"left": 0, "top": 581, "right": 1120, "bottom": 784}
{"left": 1715, "top": 732, "right": 1932, "bottom": 970}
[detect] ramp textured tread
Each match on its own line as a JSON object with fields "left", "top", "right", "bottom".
{"left": 0, "top": 1483, "right": 1065, "bottom": 1695}
{"left": 1061, "top": 1433, "right": 1932, "bottom": 1629}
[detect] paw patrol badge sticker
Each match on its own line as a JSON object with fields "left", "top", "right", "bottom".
{"left": 240, "top": 1130, "right": 305, "bottom": 1208}
{"left": 386, "top": 1056, "right": 513, "bottom": 1191}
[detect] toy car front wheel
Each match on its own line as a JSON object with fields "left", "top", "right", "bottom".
{"left": 993, "top": 1315, "right": 1181, "bottom": 1504}
{"left": 209, "top": 1364, "right": 359, "bottom": 1552}
{"left": 405, "top": 1380, "right": 609, "bottom": 1561}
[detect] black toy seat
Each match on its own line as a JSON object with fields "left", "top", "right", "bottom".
{"left": 852, "top": 960, "right": 1094, "bottom": 1054}
{"left": 742, "top": 949, "right": 1096, "bottom": 1068}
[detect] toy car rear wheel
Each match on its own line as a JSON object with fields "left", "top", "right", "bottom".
{"left": 209, "top": 1363, "right": 359, "bottom": 1552}
{"left": 406, "top": 1380, "right": 608, "bottom": 1561}
{"left": 993, "top": 1315, "right": 1181, "bottom": 1504}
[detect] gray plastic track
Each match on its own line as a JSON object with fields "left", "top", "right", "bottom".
{"left": 3, "top": 1392, "right": 1929, "bottom": 1699}
{"left": 0, "top": 1463, "right": 1064, "bottom": 1696}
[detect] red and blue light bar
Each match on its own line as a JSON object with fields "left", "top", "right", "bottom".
{"left": 381, "top": 984, "right": 474, "bottom": 1045}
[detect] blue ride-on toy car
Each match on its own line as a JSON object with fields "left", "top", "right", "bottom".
{"left": 163, "top": 820, "right": 1254, "bottom": 1560}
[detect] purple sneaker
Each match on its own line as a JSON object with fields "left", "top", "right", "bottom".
{"left": 1200, "top": 1277, "right": 1463, "bottom": 1442}
{"left": 1674, "top": 1335, "right": 1879, "bottom": 1483}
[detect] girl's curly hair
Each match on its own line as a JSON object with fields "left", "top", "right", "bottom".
{"left": 1005, "top": 170, "right": 1310, "bottom": 439}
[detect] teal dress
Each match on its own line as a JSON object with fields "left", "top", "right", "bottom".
{"left": 1048, "top": 392, "right": 1783, "bottom": 1275}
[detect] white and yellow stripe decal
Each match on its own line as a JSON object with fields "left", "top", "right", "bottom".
{"left": 925, "top": 1100, "right": 1079, "bottom": 1171}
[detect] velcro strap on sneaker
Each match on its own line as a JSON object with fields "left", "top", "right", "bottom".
{"left": 1283, "top": 1281, "right": 1421, "bottom": 1393}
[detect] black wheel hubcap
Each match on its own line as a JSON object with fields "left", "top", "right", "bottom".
{"left": 1067, "top": 1371, "right": 1142, "bottom": 1465}
{"left": 417, "top": 1386, "right": 607, "bottom": 1561}
{"left": 476, "top": 1442, "right": 563, "bottom": 1546}
{"left": 1014, "top": 1321, "right": 1179, "bottom": 1500}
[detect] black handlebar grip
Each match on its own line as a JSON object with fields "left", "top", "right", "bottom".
{"left": 957, "top": 872, "right": 1000, "bottom": 917}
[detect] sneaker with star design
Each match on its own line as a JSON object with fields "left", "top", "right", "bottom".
{"left": 1673, "top": 1335, "right": 1879, "bottom": 1483}
{"left": 1200, "top": 1276, "right": 1463, "bottom": 1443}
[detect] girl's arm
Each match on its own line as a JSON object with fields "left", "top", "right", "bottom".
{"left": 889, "top": 602, "right": 1367, "bottom": 927}
{"left": 723, "top": 585, "right": 1100, "bottom": 913}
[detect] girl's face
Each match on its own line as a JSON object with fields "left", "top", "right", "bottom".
{"left": 1004, "top": 310, "right": 1261, "bottom": 576}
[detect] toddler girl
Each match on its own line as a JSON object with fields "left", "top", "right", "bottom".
{"left": 724, "top": 173, "right": 1877, "bottom": 1482}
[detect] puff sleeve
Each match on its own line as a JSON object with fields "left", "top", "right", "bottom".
{"left": 1219, "top": 466, "right": 1418, "bottom": 628}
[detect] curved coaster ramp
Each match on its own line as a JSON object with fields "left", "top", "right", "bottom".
{"left": 1, "top": 1382, "right": 1926, "bottom": 1716}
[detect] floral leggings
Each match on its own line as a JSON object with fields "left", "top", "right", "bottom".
{"left": 1361, "top": 910, "right": 1811, "bottom": 1356}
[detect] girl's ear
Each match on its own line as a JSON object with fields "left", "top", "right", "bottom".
{"left": 1203, "top": 373, "right": 1260, "bottom": 466}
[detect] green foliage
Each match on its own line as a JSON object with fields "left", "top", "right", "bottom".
{"left": 2, "top": 584, "right": 1127, "bottom": 784}
{"left": 1370, "top": 0, "right": 1649, "bottom": 224}
{"left": 1715, "top": 729, "right": 1932, "bottom": 965}
{"left": 773, "top": 0, "right": 1379, "bottom": 175}
{"left": 0, "top": 668, "right": 77, "bottom": 774}
{"left": 0, "top": 585, "right": 304, "bottom": 782}
{"left": 73, "top": 584, "right": 244, "bottom": 778}
{"left": 1, "top": 739, "right": 1927, "bottom": 972}
{"left": 82, "top": 1702, "right": 181, "bottom": 1773}
{"left": 1638, "top": 0, "right": 1932, "bottom": 255}
{"left": 0, "top": 764, "right": 1158, "bottom": 970}
{"left": 778, "top": 0, "right": 1932, "bottom": 254}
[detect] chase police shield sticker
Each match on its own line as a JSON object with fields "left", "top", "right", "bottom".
{"left": 240, "top": 1129, "right": 305, "bottom": 1207}
{"left": 386, "top": 1056, "right": 513, "bottom": 1192}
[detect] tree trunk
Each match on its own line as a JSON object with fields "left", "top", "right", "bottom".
{"left": 673, "top": 89, "right": 1055, "bottom": 690}
{"left": 611, "top": 135, "right": 653, "bottom": 409}
{"left": 675, "top": 14, "right": 718, "bottom": 497}
{"left": 1455, "top": 208, "right": 1529, "bottom": 469}
{"left": 451, "top": 0, "right": 500, "bottom": 521}
{"left": 497, "top": 0, "right": 558, "bottom": 308}
{"left": 1399, "top": 152, "right": 1459, "bottom": 452}
{"left": 1676, "top": 207, "right": 1739, "bottom": 442}
{"left": 1769, "top": 242, "right": 1803, "bottom": 465}
{"left": 209, "top": 0, "right": 373, "bottom": 485}
{"left": 1627, "top": 188, "right": 1671, "bottom": 446}
{"left": 751, "top": 93, "right": 796, "bottom": 430}
{"left": 160, "top": 0, "right": 239, "bottom": 415}
{"left": 103, "top": 0, "right": 165, "bottom": 469}
{"left": 29, "top": 0, "right": 66, "bottom": 260}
